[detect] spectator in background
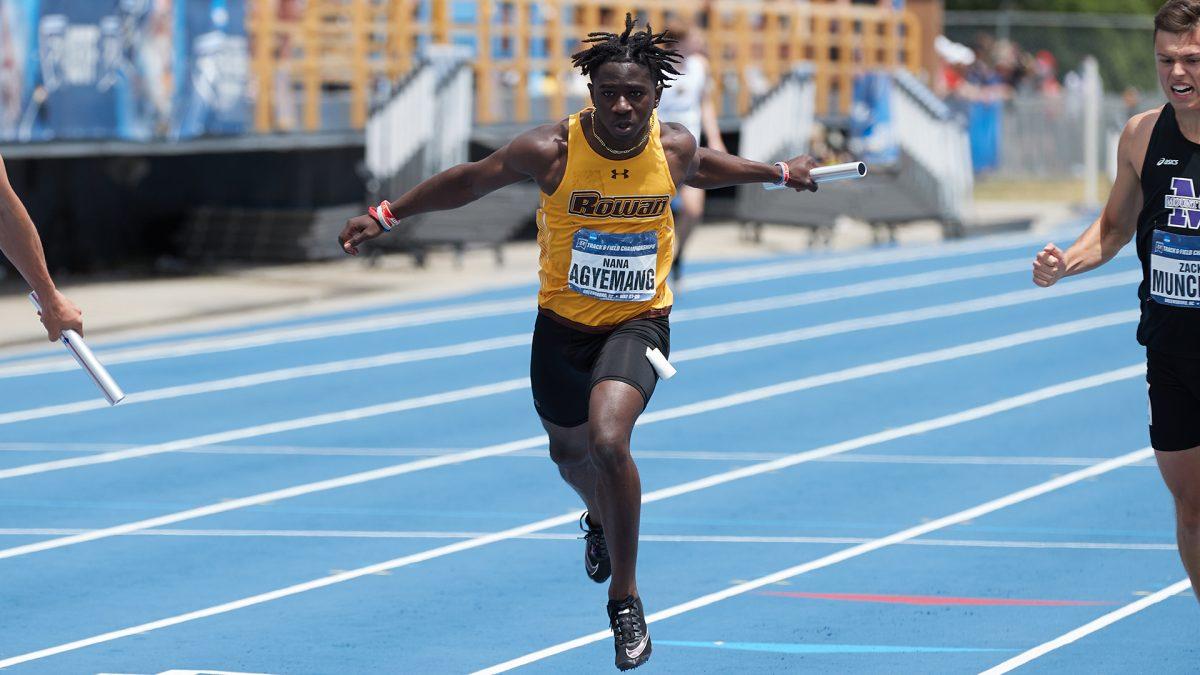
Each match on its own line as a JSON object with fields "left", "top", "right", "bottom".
{"left": 0, "top": 153, "right": 83, "bottom": 341}
{"left": 935, "top": 32, "right": 1074, "bottom": 176}
{"left": 265, "top": 0, "right": 304, "bottom": 130}
{"left": 933, "top": 33, "right": 1006, "bottom": 174}
{"left": 964, "top": 52, "right": 1005, "bottom": 174}
{"left": 934, "top": 34, "right": 974, "bottom": 103}
{"left": 990, "top": 38, "right": 1024, "bottom": 92}
{"left": 0, "top": 1, "right": 23, "bottom": 139}
{"left": 131, "top": 0, "right": 175, "bottom": 138}
{"left": 658, "top": 22, "right": 726, "bottom": 282}
{"left": 1034, "top": 50, "right": 1062, "bottom": 98}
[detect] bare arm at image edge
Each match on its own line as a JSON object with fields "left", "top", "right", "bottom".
{"left": 0, "top": 153, "right": 83, "bottom": 340}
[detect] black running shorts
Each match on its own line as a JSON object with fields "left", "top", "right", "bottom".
{"left": 530, "top": 312, "right": 671, "bottom": 428}
{"left": 1147, "top": 348, "right": 1200, "bottom": 452}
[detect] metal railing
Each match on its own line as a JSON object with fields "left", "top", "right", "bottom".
{"left": 736, "top": 66, "right": 816, "bottom": 163}
{"left": 363, "top": 50, "right": 536, "bottom": 263}
{"left": 365, "top": 52, "right": 473, "bottom": 205}
{"left": 889, "top": 68, "right": 972, "bottom": 225}
{"left": 734, "top": 68, "right": 819, "bottom": 229}
{"left": 736, "top": 67, "right": 973, "bottom": 237}
{"left": 247, "top": 0, "right": 920, "bottom": 132}
{"left": 709, "top": 0, "right": 919, "bottom": 120}
{"left": 366, "top": 63, "right": 437, "bottom": 204}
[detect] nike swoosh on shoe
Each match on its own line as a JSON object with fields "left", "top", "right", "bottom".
{"left": 625, "top": 635, "right": 649, "bottom": 659}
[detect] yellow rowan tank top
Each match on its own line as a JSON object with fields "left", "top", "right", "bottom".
{"left": 536, "top": 109, "right": 676, "bottom": 329}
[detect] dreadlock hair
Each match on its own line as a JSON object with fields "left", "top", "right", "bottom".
{"left": 571, "top": 13, "right": 683, "bottom": 89}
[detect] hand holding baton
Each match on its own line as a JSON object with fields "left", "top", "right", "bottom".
{"left": 764, "top": 161, "right": 868, "bottom": 190}
{"left": 29, "top": 292, "right": 125, "bottom": 405}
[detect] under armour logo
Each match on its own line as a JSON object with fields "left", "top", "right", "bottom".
{"left": 612, "top": 169, "right": 629, "bottom": 179}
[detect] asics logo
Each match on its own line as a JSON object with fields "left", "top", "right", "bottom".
{"left": 625, "top": 635, "right": 649, "bottom": 659}
{"left": 1159, "top": 158, "right": 1180, "bottom": 166}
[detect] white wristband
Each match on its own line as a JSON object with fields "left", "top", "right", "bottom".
{"left": 773, "top": 161, "right": 790, "bottom": 186}
{"left": 370, "top": 201, "right": 400, "bottom": 232}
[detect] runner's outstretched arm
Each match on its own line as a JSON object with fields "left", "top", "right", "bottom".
{"left": 1033, "top": 116, "right": 1145, "bottom": 287}
{"left": 339, "top": 127, "right": 555, "bottom": 255}
{"left": 683, "top": 145, "right": 816, "bottom": 191}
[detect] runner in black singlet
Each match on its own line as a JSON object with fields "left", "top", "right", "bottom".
{"left": 1032, "top": 0, "right": 1200, "bottom": 601}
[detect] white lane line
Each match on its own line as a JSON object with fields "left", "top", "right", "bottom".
{"left": 671, "top": 272, "right": 1138, "bottom": 363}
{"left": 0, "top": 431, "right": 548, "bottom": 561}
{"left": 475, "top": 447, "right": 1155, "bottom": 674}
{"left": 670, "top": 256, "right": 1031, "bottom": 322}
{"left": 0, "top": 298, "right": 532, "bottom": 379}
{"left": 0, "top": 367, "right": 1143, "bottom": 668}
{"left": 0, "top": 278, "right": 1138, "bottom": 482}
{"left": 979, "top": 577, "right": 1193, "bottom": 674}
{"left": 0, "top": 267, "right": 1136, "bottom": 427}
{"left": 0, "top": 528, "right": 1178, "bottom": 552}
{"left": 0, "top": 443, "right": 475, "bottom": 456}
{"left": 0, "top": 257, "right": 1029, "bottom": 425}
{"left": 2, "top": 442, "right": 1157, "bottom": 469}
{"left": 0, "top": 232, "right": 1055, "bottom": 378}
{"left": 673, "top": 249, "right": 1130, "bottom": 323}
{"left": 677, "top": 230, "right": 1052, "bottom": 291}
{"left": 0, "top": 335, "right": 532, "bottom": 426}
{"left": 898, "top": 539, "right": 1174, "bottom": 551}
{"left": 0, "top": 316, "right": 1139, "bottom": 558}
{"left": 0, "top": 442, "right": 132, "bottom": 452}
{"left": 630, "top": 452, "right": 1155, "bottom": 467}
{"left": 643, "top": 311, "right": 1137, "bottom": 426}
{"left": 0, "top": 379, "right": 533, "bottom": 481}
{"left": 811, "top": 454, "right": 1157, "bottom": 468}
{"left": 159, "top": 670, "right": 276, "bottom": 675}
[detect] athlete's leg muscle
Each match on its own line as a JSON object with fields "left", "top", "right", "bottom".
{"left": 588, "top": 379, "right": 646, "bottom": 600}
{"left": 543, "top": 416, "right": 603, "bottom": 519}
{"left": 1156, "top": 446, "right": 1200, "bottom": 601}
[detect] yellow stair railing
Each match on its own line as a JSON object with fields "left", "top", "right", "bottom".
{"left": 247, "top": 0, "right": 920, "bottom": 133}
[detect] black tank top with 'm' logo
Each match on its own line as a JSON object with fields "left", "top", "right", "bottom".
{"left": 1136, "top": 104, "right": 1200, "bottom": 356}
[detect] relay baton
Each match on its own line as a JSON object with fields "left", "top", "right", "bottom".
{"left": 645, "top": 347, "right": 676, "bottom": 380}
{"left": 29, "top": 292, "right": 125, "bottom": 405}
{"left": 764, "top": 161, "right": 868, "bottom": 190}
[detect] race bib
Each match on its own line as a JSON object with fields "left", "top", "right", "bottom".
{"left": 568, "top": 228, "right": 658, "bottom": 302}
{"left": 1150, "top": 230, "right": 1200, "bottom": 307}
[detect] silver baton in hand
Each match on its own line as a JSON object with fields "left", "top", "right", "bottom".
{"left": 29, "top": 292, "right": 126, "bottom": 405}
{"left": 764, "top": 161, "right": 868, "bottom": 190}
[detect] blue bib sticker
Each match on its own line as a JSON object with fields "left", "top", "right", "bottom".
{"left": 1150, "top": 230, "right": 1200, "bottom": 307}
{"left": 568, "top": 228, "right": 658, "bottom": 302}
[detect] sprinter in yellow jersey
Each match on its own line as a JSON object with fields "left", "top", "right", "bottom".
{"left": 339, "top": 15, "right": 816, "bottom": 671}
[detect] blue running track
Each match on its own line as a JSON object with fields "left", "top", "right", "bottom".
{"left": 0, "top": 227, "right": 1195, "bottom": 674}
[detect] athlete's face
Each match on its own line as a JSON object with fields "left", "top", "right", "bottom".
{"left": 1157, "top": 28, "right": 1200, "bottom": 111}
{"left": 588, "top": 61, "right": 661, "bottom": 142}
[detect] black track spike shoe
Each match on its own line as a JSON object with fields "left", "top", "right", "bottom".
{"left": 607, "top": 595, "right": 651, "bottom": 671}
{"left": 580, "top": 511, "right": 611, "bottom": 583}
